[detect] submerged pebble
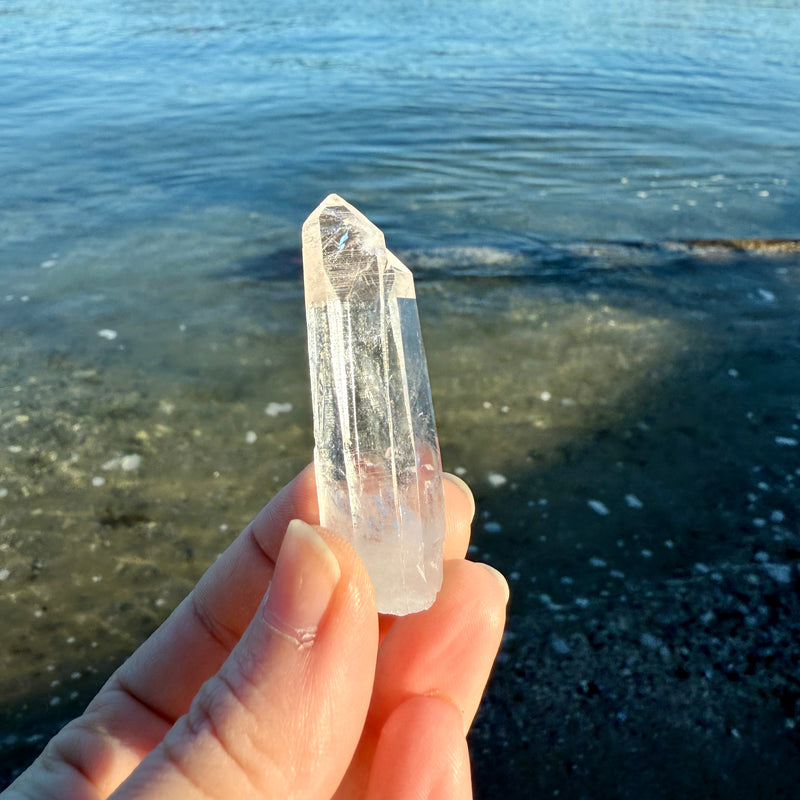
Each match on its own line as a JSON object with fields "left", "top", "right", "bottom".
{"left": 102, "top": 454, "right": 142, "bottom": 472}
{"left": 487, "top": 472, "right": 507, "bottom": 488}
{"left": 762, "top": 563, "right": 793, "bottom": 584}
{"left": 264, "top": 402, "right": 292, "bottom": 417}
{"left": 120, "top": 454, "right": 142, "bottom": 471}
{"left": 551, "top": 636, "right": 570, "bottom": 655}
{"left": 588, "top": 500, "right": 610, "bottom": 516}
{"left": 640, "top": 632, "right": 663, "bottom": 650}
{"left": 757, "top": 288, "right": 776, "bottom": 302}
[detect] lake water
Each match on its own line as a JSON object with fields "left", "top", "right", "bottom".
{"left": 1, "top": 0, "right": 800, "bottom": 793}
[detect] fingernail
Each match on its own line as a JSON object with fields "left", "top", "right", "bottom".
{"left": 442, "top": 472, "right": 475, "bottom": 520}
{"left": 263, "top": 519, "right": 341, "bottom": 645}
{"left": 479, "top": 563, "right": 510, "bottom": 604}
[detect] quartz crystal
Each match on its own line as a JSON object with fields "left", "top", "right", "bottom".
{"left": 302, "top": 194, "right": 445, "bottom": 615}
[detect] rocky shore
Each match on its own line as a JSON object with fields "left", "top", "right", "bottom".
{"left": 472, "top": 529, "right": 800, "bottom": 799}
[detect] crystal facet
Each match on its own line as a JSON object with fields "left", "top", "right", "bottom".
{"left": 302, "top": 194, "right": 445, "bottom": 615}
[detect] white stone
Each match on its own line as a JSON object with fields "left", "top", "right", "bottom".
{"left": 264, "top": 402, "right": 292, "bottom": 417}
{"left": 120, "top": 454, "right": 142, "bottom": 471}
{"left": 487, "top": 471, "right": 507, "bottom": 488}
{"left": 757, "top": 288, "right": 776, "bottom": 302}
{"left": 588, "top": 499, "right": 610, "bottom": 516}
{"left": 303, "top": 195, "right": 445, "bottom": 615}
{"left": 762, "top": 563, "right": 792, "bottom": 584}
{"left": 101, "top": 453, "right": 142, "bottom": 472}
{"left": 640, "top": 632, "right": 663, "bottom": 650}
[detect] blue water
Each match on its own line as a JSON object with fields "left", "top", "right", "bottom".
{"left": 3, "top": 0, "right": 799, "bottom": 270}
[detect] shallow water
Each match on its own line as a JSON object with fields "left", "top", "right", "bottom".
{"left": 1, "top": 0, "right": 800, "bottom": 790}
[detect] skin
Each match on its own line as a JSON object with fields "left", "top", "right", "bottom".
{"left": 4, "top": 466, "right": 508, "bottom": 800}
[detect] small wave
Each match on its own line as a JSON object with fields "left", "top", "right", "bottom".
{"left": 399, "top": 246, "right": 529, "bottom": 272}
{"left": 674, "top": 238, "right": 800, "bottom": 255}
{"left": 224, "top": 237, "right": 800, "bottom": 284}
{"left": 225, "top": 247, "right": 302, "bottom": 281}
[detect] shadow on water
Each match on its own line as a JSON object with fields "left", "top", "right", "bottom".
{"left": 466, "top": 351, "right": 800, "bottom": 798}
{"left": 1, "top": 244, "right": 799, "bottom": 797}
{"left": 224, "top": 245, "right": 304, "bottom": 282}
{"left": 435, "top": 251, "right": 800, "bottom": 799}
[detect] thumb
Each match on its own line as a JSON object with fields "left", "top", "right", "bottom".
{"left": 112, "top": 520, "right": 379, "bottom": 800}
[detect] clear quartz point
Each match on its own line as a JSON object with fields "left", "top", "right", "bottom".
{"left": 302, "top": 194, "right": 445, "bottom": 615}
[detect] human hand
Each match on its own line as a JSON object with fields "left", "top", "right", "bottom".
{"left": 5, "top": 466, "right": 507, "bottom": 799}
